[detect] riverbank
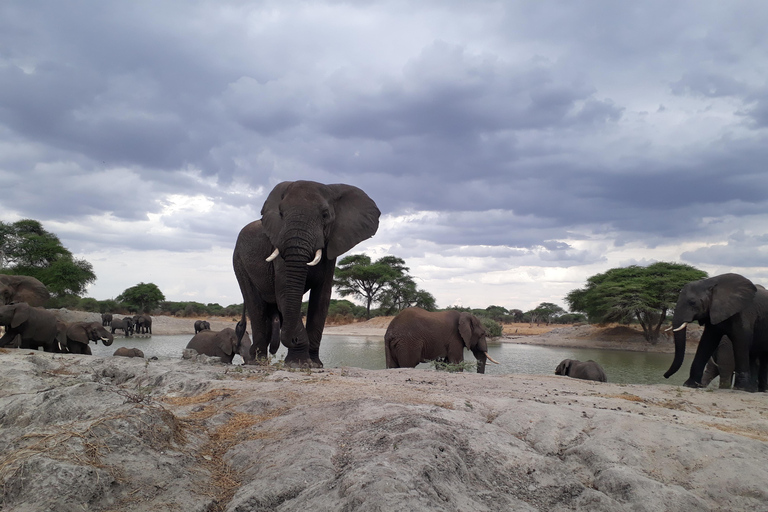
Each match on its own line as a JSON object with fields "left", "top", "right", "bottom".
{"left": 55, "top": 310, "right": 698, "bottom": 354}
{"left": 1, "top": 349, "right": 766, "bottom": 511}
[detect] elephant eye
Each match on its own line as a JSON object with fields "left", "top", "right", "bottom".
{"left": 321, "top": 209, "right": 330, "bottom": 220}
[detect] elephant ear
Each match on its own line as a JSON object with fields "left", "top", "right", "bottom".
{"left": 326, "top": 184, "right": 381, "bottom": 260}
{"left": 458, "top": 313, "right": 475, "bottom": 350}
{"left": 260, "top": 181, "right": 293, "bottom": 247}
{"left": 67, "top": 324, "right": 90, "bottom": 344}
{"left": 710, "top": 273, "right": 757, "bottom": 325}
{"left": 10, "top": 302, "right": 30, "bottom": 328}
{"left": 221, "top": 330, "right": 236, "bottom": 356}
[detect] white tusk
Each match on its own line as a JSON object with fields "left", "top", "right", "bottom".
{"left": 266, "top": 248, "right": 280, "bottom": 262}
{"left": 101, "top": 337, "right": 110, "bottom": 342}
{"left": 485, "top": 352, "right": 500, "bottom": 365}
{"left": 307, "top": 249, "right": 322, "bottom": 266}
{"left": 672, "top": 322, "right": 688, "bottom": 332}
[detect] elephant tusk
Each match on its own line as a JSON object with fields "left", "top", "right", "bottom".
{"left": 266, "top": 248, "right": 280, "bottom": 262}
{"left": 101, "top": 337, "right": 110, "bottom": 342}
{"left": 672, "top": 322, "right": 688, "bottom": 332}
{"left": 485, "top": 352, "right": 500, "bottom": 364}
{"left": 307, "top": 249, "right": 322, "bottom": 266}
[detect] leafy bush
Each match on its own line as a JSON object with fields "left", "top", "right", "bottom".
{"left": 480, "top": 317, "right": 503, "bottom": 337}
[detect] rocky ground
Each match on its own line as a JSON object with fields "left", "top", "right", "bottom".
{"left": 1, "top": 312, "right": 756, "bottom": 511}
{"left": 2, "top": 331, "right": 767, "bottom": 511}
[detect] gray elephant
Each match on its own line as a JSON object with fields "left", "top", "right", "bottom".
{"left": 664, "top": 273, "right": 768, "bottom": 391}
{"left": 384, "top": 307, "right": 499, "bottom": 373}
{"left": 0, "top": 274, "right": 50, "bottom": 306}
{"left": 701, "top": 337, "right": 735, "bottom": 389}
{"left": 64, "top": 322, "right": 114, "bottom": 354}
{"left": 113, "top": 347, "right": 145, "bottom": 358}
{"left": 194, "top": 320, "right": 211, "bottom": 334}
{"left": 101, "top": 313, "right": 113, "bottom": 327}
{"left": 133, "top": 314, "right": 152, "bottom": 335}
{"left": 0, "top": 302, "right": 62, "bottom": 352}
{"left": 233, "top": 181, "right": 380, "bottom": 368}
{"left": 111, "top": 317, "right": 134, "bottom": 336}
{"left": 185, "top": 326, "right": 252, "bottom": 364}
{"left": 555, "top": 359, "right": 607, "bottom": 382}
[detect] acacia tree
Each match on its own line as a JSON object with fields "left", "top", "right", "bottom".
{"left": 528, "top": 302, "right": 566, "bottom": 325}
{"left": 565, "top": 262, "right": 707, "bottom": 343}
{"left": 116, "top": 282, "right": 166, "bottom": 313}
{"left": 0, "top": 219, "right": 96, "bottom": 297}
{"left": 334, "top": 254, "right": 435, "bottom": 317}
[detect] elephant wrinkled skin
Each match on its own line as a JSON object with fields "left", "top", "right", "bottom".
{"left": 555, "top": 359, "right": 607, "bottom": 382}
{"left": 0, "top": 274, "right": 50, "bottom": 307}
{"left": 664, "top": 273, "right": 768, "bottom": 391}
{"left": 233, "top": 181, "right": 379, "bottom": 368}
{"left": 185, "top": 327, "right": 252, "bottom": 364}
{"left": 0, "top": 302, "right": 62, "bottom": 352}
{"left": 384, "top": 307, "right": 498, "bottom": 373}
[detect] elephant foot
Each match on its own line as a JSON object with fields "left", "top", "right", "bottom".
{"left": 683, "top": 379, "right": 703, "bottom": 388}
{"left": 284, "top": 349, "right": 320, "bottom": 369}
{"left": 309, "top": 351, "right": 324, "bottom": 368}
{"left": 733, "top": 372, "right": 756, "bottom": 392}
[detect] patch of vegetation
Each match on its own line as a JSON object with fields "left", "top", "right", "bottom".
{"left": 432, "top": 360, "right": 477, "bottom": 372}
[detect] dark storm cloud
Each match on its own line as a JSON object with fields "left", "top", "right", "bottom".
{"left": 1, "top": 0, "right": 767, "bottom": 279}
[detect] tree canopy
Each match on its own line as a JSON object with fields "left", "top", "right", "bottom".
{"left": 565, "top": 262, "right": 707, "bottom": 342}
{"left": 0, "top": 219, "right": 96, "bottom": 297}
{"left": 116, "top": 282, "right": 166, "bottom": 313}
{"left": 528, "top": 302, "right": 566, "bottom": 325}
{"left": 334, "top": 254, "right": 436, "bottom": 318}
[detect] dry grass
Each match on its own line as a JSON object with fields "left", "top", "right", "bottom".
{"left": 704, "top": 423, "right": 768, "bottom": 442}
{"left": 501, "top": 323, "right": 558, "bottom": 336}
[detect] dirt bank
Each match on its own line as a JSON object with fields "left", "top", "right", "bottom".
{"left": 1, "top": 350, "right": 766, "bottom": 511}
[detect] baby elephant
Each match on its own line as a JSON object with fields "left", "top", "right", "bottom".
{"left": 113, "top": 347, "right": 145, "bottom": 358}
{"left": 185, "top": 327, "right": 252, "bottom": 364}
{"left": 555, "top": 359, "right": 607, "bottom": 382}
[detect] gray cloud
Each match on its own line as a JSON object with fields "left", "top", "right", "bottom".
{"left": 1, "top": 0, "right": 767, "bottom": 305}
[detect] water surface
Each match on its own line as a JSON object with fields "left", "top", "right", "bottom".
{"left": 89, "top": 334, "right": 691, "bottom": 386}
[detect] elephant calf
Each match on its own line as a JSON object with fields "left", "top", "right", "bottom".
{"left": 113, "top": 347, "right": 145, "bottom": 358}
{"left": 185, "top": 328, "right": 253, "bottom": 364}
{"left": 555, "top": 359, "right": 607, "bottom": 382}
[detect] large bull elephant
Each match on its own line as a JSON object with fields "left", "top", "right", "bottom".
{"left": 0, "top": 274, "right": 50, "bottom": 306}
{"left": 664, "top": 273, "right": 768, "bottom": 391}
{"left": 233, "top": 181, "right": 380, "bottom": 368}
{"left": 0, "top": 302, "right": 62, "bottom": 352}
{"left": 384, "top": 307, "right": 499, "bottom": 373}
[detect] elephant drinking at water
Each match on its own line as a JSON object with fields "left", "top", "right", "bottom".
{"left": 233, "top": 181, "right": 380, "bottom": 368}
{"left": 384, "top": 307, "right": 499, "bottom": 373}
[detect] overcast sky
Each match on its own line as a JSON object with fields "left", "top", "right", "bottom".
{"left": 2, "top": 1, "right": 767, "bottom": 312}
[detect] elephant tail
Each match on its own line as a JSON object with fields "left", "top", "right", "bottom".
{"left": 384, "top": 332, "right": 398, "bottom": 368}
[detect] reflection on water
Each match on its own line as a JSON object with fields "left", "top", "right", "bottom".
{"left": 88, "top": 334, "right": 689, "bottom": 386}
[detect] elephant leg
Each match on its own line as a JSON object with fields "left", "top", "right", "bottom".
{"left": 304, "top": 263, "right": 335, "bottom": 367}
{"left": 730, "top": 327, "right": 754, "bottom": 391}
{"left": 701, "top": 358, "right": 719, "bottom": 388}
{"left": 685, "top": 329, "right": 723, "bottom": 388}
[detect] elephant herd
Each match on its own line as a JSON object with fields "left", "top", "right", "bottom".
{"left": 102, "top": 313, "right": 153, "bottom": 336}
{"left": 3, "top": 181, "right": 767, "bottom": 392}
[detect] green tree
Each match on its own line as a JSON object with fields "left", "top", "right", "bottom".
{"left": 116, "top": 282, "right": 166, "bottom": 313}
{"left": 528, "top": 302, "right": 566, "bottom": 325}
{"left": 0, "top": 219, "right": 96, "bottom": 297}
{"left": 334, "top": 254, "right": 436, "bottom": 318}
{"left": 565, "top": 262, "right": 707, "bottom": 343}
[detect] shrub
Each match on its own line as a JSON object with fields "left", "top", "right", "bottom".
{"left": 480, "top": 317, "right": 503, "bottom": 337}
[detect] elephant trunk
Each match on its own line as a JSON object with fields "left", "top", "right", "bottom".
{"left": 281, "top": 257, "right": 310, "bottom": 348}
{"left": 472, "top": 348, "right": 487, "bottom": 374}
{"left": 664, "top": 312, "right": 689, "bottom": 378}
{"left": 102, "top": 335, "right": 114, "bottom": 346}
